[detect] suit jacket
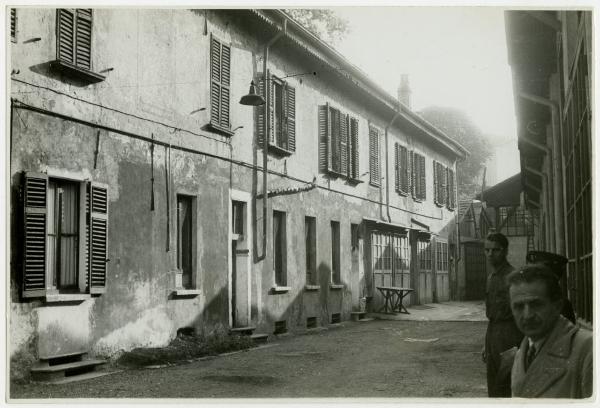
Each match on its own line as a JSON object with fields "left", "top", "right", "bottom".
{"left": 511, "top": 316, "right": 593, "bottom": 398}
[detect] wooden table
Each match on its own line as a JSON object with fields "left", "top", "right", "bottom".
{"left": 376, "top": 286, "right": 414, "bottom": 314}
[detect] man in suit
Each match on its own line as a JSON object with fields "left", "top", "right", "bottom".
{"left": 508, "top": 263, "right": 593, "bottom": 398}
{"left": 483, "top": 232, "right": 523, "bottom": 397}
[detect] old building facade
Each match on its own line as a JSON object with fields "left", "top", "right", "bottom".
{"left": 9, "top": 8, "right": 467, "bottom": 376}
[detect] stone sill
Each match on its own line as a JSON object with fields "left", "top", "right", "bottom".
{"left": 304, "top": 285, "right": 320, "bottom": 291}
{"left": 270, "top": 286, "right": 291, "bottom": 294}
{"left": 329, "top": 284, "right": 344, "bottom": 290}
{"left": 171, "top": 289, "right": 201, "bottom": 297}
{"left": 45, "top": 293, "right": 91, "bottom": 304}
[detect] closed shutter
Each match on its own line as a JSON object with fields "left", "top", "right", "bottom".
{"left": 57, "top": 9, "right": 75, "bottom": 65}
{"left": 89, "top": 182, "right": 108, "bottom": 293}
{"left": 257, "top": 74, "right": 266, "bottom": 148}
{"left": 440, "top": 164, "right": 447, "bottom": 206}
{"left": 210, "top": 35, "right": 231, "bottom": 130}
{"left": 447, "top": 168, "right": 456, "bottom": 210}
{"left": 410, "top": 151, "right": 416, "bottom": 198}
{"left": 340, "top": 114, "right": 348, "bottom": 176}
{"left": 318, "top": 104, "right": 330, "bottom": 172}
{"left": 75, "top": 9, "right": 92, "bottom": 70}
{"left": 394, "top": 143, "right": 400, "bottom": 192}
{"left": 330, "top": 107, "right": 340, "bottom": 172}
{"left": 11, "top": 9, "right": 16, "bottom": 41}
{"left": 399, "top": 145, "right": 409, "bottom": 194}
{"left": 286, "top": 85, "right": 296, "bottom": 152}
{"left": 350, "top": 117, "right": 359, "bottom": 179}
{"left": 269, "top": 76, "right": 275, "bottom": 145}
{"left": 369, "top": 126, "right": 380, "bottom": 186}
{"left": 22, "top": 172, "right": 48, "bottom": 297}
{"left": 433, "top": 161, "right": 439, "bottom": 204}
{"left": 419, "top": 155, "right": 426, "bottom": 201}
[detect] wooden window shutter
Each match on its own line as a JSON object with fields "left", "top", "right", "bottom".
{"left": 89, "top": 182, "right": 108, "bottom": 294}
{"left": 330, "top": 107, "right": 340, "bottom": 172}
{"left": 350, "top": 117, "right": 359, "bottom": 179}
{"left": 75, "top": 9, "right": 92, "bottom": 70}
{"left": 22, "top": 172, "right": 48, "bottom": 298}
{"left": 394, "top": 143, "right": 400, "bottom": 192}
{"left": 447, "top": 168, "right": 456, "bottom": 210}
{"left": 285, "top": 84, "right": 296, "bottom": 152}
{"left": 210, "top": 34, "right": 231, "bottom": 130}
{"left": 340, "top": 113, "right": 349, "bottom": 176}
{"left": 11, "top": 9, "right": 17, "bottom": 41}
{"left": 410, "top": 151, "right": 416, "bottom": 198}
{"left": 419, "top": 155, "right": 426, "bottom": 201}
{"left": 433, "top": 161, "right": 439, "bottom": 204}
{"left": 369, "top": 126, "right": 380, "bottom": 186}
{"left": 57, "top": 9, "right": 75, "bottom": 65}
{"left": 399, "top": 145, "right": 409, "bottom": 194}
{"left": 268, "top": 75, "right": 275, "bottom": 144}
{"left": 318, "top": 104, "right": 330, "bottom": 173}
{"left": 440, "top": 164, "right": 447, "bottom": 206}
{"left": 257, "top": 74, "right": 266, "bottom": 148}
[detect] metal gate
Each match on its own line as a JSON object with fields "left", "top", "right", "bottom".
{"left": 464, "top": 241, "right": 487, "bottom": 300}
{"left": 371, "top": 231, "right": 411, "bottom": 309}
{"left": 436, "top": 240, "right": 450, "bottom": 302}
{"left": 417, "top": 239, "right": 433, "bottom": 304}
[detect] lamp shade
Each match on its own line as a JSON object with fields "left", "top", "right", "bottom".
{"left": 239, "top": 81, "right": 265, "bottom": 106}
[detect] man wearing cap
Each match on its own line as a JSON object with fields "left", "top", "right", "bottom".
{"left": 508, "top": 264, "right": 592, "bottom": 398}
{"left": 482, "top": 232, "right": 524, "bottom": 397}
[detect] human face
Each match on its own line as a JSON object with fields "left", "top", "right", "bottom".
{"left": 484, "top": 240, "right": 507, "bottom": 267}
{"left": 509, "top": 280, "right": 562, "bottom": 341}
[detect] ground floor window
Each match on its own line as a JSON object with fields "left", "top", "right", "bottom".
{"left": 331, "top": 221, "right": 341, "bottom": 284}
{"left": 273, "top": 210, "right": 287, "bottom": 286}
{"left": 305, "top": 216, "right": 317, "bottom": 285}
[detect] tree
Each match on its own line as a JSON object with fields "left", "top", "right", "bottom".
{"left": 418, "top": 106, "right": 493, "bottom": 202}
{"left": 284, "top": 9, "right": 349, "bottom": 45}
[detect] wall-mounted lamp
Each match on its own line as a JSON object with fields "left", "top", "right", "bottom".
{"left": 239, "top": 81, "right": 265, "bottom": 106}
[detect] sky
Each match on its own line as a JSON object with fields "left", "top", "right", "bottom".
{"left": 333, "top": 6, "right": 521, "bottom": 183}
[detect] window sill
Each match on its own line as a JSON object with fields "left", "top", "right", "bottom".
{"left": 270, "top": 286, "right": 291, "bottom": 294}
{"left": 304, "top": 285, "right": 320, "bottom": 291}
{"left": 346, "top": 178, "right": 364, "bottom": 186}
{"left": 50, "top": 59, "right": 105, "bottom": 83}
{"left": 45, "top": 293, "right": 91, "bottom": 304}
{"left": 267, "top": 144, "right": 294, "bottom": 157}
{"left": 171, "top": 289, "right": 201, "bottom": 297}
{"left": 329, "top": 284, "right": 344, "bottom": 290}
{"left": 397, "top": 190, "right": 409, "bottom": 197}
{"left": 206, "top": 123, "right": 235, "bottom": 137}
{"left": 369, "top": 182, "right": 381, "bottom": 188}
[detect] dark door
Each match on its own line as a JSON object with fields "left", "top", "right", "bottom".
{"left": 464, "top": 242, "right": 487, "bottom": 300}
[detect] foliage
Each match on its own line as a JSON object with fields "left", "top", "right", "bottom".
{"left": 418, "top": 106, "right": 492, "bottom": 201}
{"left": 284, "top": 9, "right": 349, "bottom": 45}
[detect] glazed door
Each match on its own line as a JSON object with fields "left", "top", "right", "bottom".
{"left": 371, "top": 231, "right": 411, "bottom": 309}
{"left": 417, "top": 239, "right": 433, "bottom": 304}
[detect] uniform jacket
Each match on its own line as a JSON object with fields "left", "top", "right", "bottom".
{"left": 486, "top": 262, "right": 515, "bottom": 322}
{"left": 511, "top": 316, "right": 593, "bottom": 398}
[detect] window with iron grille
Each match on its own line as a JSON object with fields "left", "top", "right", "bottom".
{"left": 411, "top": 152, "right": 426, "bottom": 201}
{"left": 394, "top": 143, "right": 410, "bottom": 195}
{"left": 258, "top": 72, "right": 296, "bottom": 154}
{"left": 232, "top": 200, "right": 245, "bottom": 236}
{"left": 210, "top": 34, "right": 231, "bottom": 133}
{"left": 318, "top": 103, "right": 359, "bottom": 179}
{"left": 305, "top": 216, "right": 317, "bottom": 286}
{"left": 22, "top": 172, "right": 108, "bottom": 298}
{"left": 418, "top": 239, "right": 432, "bottom": 271}
{"left": 436, "top": 241, "right": 449, "bottom": 272}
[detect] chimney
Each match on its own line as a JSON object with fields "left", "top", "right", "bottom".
{"left": 398, "top": 74, "right": 412, "bottom": 109}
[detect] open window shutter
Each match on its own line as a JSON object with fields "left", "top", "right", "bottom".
{"left": 75, "top": 9, "right": 92, "bottom": 70}
{"left": 340, "top": 114, "right": 349, "bottom": 176}
{"left": 394, "top": 143, "right": 400, "bottom": 192}
{"left": 433, "top": 161, "right": 438, "bottom": 204}
{"left": 329, "top": 108, "right": 339, "bottom": 172}
{"left": 286, "top": 84, "right": 296, "bottom": 152}
{"left": 419, "top": 155, "right": 426, "bottom": 200}
{"left": 410, "top": 151, "right": 416, "bottom": 198}
{"left": 350, "top": 117, "right": 359, "bottom": 179}
{"left": 318, "top": 104, "right": 329, "bottom": 172}
{"left": 22, "top": 172, "right": 48, "bottom": 298}
{"left": 89, "top": 182, "right": 108, "bottom": 294}
{"left": 440, "top": 164, "right": 447, "bottom": 206}
{"left": 257, "top": 75, "right": 266, "bottom": 148}
{"left": 269, "top": 75, "right": 275, "bottom": 145}
{"left": 400, "top": 146, "right": 409, "bottom": 194}
{"left": 57, "top": 9, "right": 75, "bottom": 65}
{"left": 220, "top": 42, "right": 231, "bottom": 129}
{"left": 210, "top": 35, "right": 222, "bottom": 127}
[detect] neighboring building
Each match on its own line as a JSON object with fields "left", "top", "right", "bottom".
{"left": 9, "top": 8, "right": 467, "bottom": 377}
{"left": 484, "top": 137, "right": 520, "bottom": 187}
{"left": 505, "top": 10, "right": 592, "bottom": 325}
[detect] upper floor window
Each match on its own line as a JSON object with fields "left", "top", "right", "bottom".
{"left": 258, "top": 72, "right": 296, "bottom": 155}
{"left": 210, "top": 34, "right": 231, "bottom": 133}
{"left": 394, "top": 143, "right": 410, "bottom": 195}
{"left": 318, "top": 103, "right": 359, "bottom": 180}
{"left": 369, "top": 125, "right": 380, "bottom": 186}
{"left": 11, "top": 8, "right": 17, "bottom": 42}
{"left": 433, "top": 161, "right": 447, "bottom": 207}
{"left": 446, "top": 168, "right": 456, "bottom": 210}
{"left": 411, "top": 152, "right": 426, "bottom": 201}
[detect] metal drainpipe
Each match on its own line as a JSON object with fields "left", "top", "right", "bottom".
{"left": 519, "top": 91, "right": 564, "bottom": 254}
{"left": 258, "top": 19, "right": 287, "bottom": 262}
{"left": 523, "top": 164, "right": 551, "bottom": 250}
{"left": 384, "top": 110, "right": 402, "bottom": 222}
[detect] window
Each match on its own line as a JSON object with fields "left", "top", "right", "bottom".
{"left": 258, "top": 72, "right": 296, "bottom": 154}
{"left": 418, "top": 239, "right": 432, "bottom": 271}
{"left": 305, "top": 216, "right": 317, "bottom": 285}
{"left": 11, "top": 8, "right": 17, "bottom": 42}
{"left": 446, "top": 168, "right": 456, "bottom": 210}
{"left": 22, "top": 173, "right": 108, "bottom": 298}
{"left": 232, "top": 200, "right": 244, "bottom": 236}
{"left": 351, "top": 223, "right": 359, "bottom": 252}
{"left": 395, "top": 143, "right": 410, "bottom": 195}
{"left": 331, "top": 221, "right": 341, "bottom": 284}
{"left": 369, "top": 125, "right": 380, "bottom": 186}
{"left": 210, "top": 34, "right": 231, "bottom": 133}
{"left": 433, "top": 161, "right": 447, "bottom": 207}
{"left": 177, "top": 195, "right": 194, "bottom": 289}
{"left": 273, "top": 210, "right": 287, "bottom": 286}
{"left": 411, "top": 152, "right": 426, "bottom": 201}
{"left": 436, "top": 241, "right": 449, "bottom": 272}
{"left": 318, "top": 103, "right": 359, "bottom": 179}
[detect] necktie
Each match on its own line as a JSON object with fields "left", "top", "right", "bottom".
{"left": 526, "top": 344, "right": 537, "bottom": 371}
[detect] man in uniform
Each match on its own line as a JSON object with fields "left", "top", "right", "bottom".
{"left": 483, "top": 232, "right": 524, "bottom": 397}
